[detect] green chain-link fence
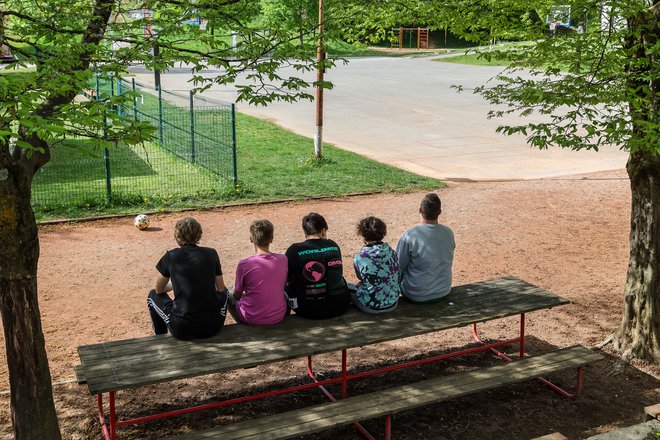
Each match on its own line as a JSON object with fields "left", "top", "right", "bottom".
{"left": 31, "top": 76, "right": 237, "bottom": 213}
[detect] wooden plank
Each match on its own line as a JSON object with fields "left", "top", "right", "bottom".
{"left": 81, "top": 276, "right": 565, "bottom": 356}
{"left": 168, "top": 346, "right": 602, "bottom": 440}
{"left": 78, "top": 278, "right": 565, "bottom": 362}
{"left": 645, "top": 403, "right": 660, "bottom": 421}
{"left": 74, "top": 364, "right": 86, "bottom": 384}
{"left": 182, "top": 345, "right": 602, "bottom": 438}
{"left": 530, "top": 434, "right": 568, "bottom": 440}
{"left": 168, "top": 347, "right": 597, "bottom": 439}
{"left": 78, "top": 277, "right": 571, "bottom": 394}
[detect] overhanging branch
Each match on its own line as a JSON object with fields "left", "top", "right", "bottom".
{"left": 19, "top": 0, "right": 115, "bottom": 173}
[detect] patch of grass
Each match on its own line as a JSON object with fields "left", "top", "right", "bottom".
{"left": 0, "top": 66, "right": 36, "bottom": 76}
{"left": 32, "top": 140, "right": 229, "bottom": 220}
{"left": 435, "top": 51, "right": 511, "bottom": 67}
{"left": 232, "top": 112, "right": 442, "bottom": 201}
{"left": 325, "top": 41, "right": 440, "bottom": 57}
{"left": 33, "top": 110, "right": 443, "bottom": 221}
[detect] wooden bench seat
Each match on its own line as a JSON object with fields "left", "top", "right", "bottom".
{"left": 168, "top": 345, "right": 603, "bottom": 440}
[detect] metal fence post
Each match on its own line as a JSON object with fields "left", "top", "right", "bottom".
{"left": 104, "top": 78, "right": 113, "bottom": 202}
{"left": 132, "top": 78, "right": 138, "bottom": 122}
{"left": 32, "top": 77, "right": 239, "bottom": 214}
{"left": 104, "top": 147, "right": 112, "bottom": 202}
{"left": 158, "top": 85, "right": 164, "bottom": 144}
{"left": 116, "top": 77, "right": 123, "bottom": 116}
{"left": 189, "top": 91, "right": 196, "bottom": 163}
{"left": 231, "top": 103, "right": 237, "bottom": 186}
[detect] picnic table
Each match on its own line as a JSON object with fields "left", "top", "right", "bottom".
{"left": 76, "top": 276, "right": 603, "bottom": 440}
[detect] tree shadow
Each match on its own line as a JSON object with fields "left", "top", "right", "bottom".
{"left": 43, "top": 336, "right": 660, "bottom": 440}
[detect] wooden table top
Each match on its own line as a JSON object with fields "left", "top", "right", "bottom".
{"left": 78, "top": 276, "right": 569, "bottom": 395}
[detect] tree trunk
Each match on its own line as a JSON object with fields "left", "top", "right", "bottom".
{"left": 614, "top": 150, "right": 660, "bottom": 362}
{"left": 0, "top": 1, "right": 113, "bottom": 436}
{"left": 0, "top": 153, "right": 61, "bottom": 439}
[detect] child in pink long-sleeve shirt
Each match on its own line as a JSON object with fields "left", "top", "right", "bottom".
{"left": 229, "top": 219, "right": 288, "bottom": 325}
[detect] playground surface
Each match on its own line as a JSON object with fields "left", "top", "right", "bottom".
{"left": 1, "top": 169, "right": 659, "bottom": 439}
{"left": 130, "top": 56, "right": 629, "bottom": 181}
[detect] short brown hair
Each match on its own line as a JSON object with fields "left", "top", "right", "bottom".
{"left": 174, "top": 217, "right": 202, "bottom": 246}
{"left": 250, "top": 219, "right": 274, "bottom": 247}
{"left": 357, "top": 217, "right": 387, "bottom": 243}
{"left": 420, "top": 193, "right": 441, "bottom": 221}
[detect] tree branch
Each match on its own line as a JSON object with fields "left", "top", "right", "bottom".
{"left": 19, "top": 0, "right": 115, "bottom": 174}
{"left": 650, "top": 2, "right": 660, "bottom": 19}
{"left": 2, "top": 10, "right": 85, "bottom": 35}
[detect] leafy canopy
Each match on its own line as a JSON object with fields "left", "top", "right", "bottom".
{"left": 1, "top": 0, "right": 329, "bottom": 154}
{"left": 341, "top": 0, "right": 659, "bottom": 155}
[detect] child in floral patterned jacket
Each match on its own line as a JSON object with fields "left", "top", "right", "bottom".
{"left": 352, "top": 216, "right": 401, "bottom": 314}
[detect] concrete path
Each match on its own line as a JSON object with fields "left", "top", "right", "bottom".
{"left": 586, "top": 419, "right": 660, "bottom": 439}
{"left": 129, "top": 56, "right": 628, "bottom": 181}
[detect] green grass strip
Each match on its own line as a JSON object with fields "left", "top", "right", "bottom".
{"left": 33, "top": 111, "right": 443, "bottom": 221}
{"left": 233, "top": 112, "right": 442, "bottom": 198}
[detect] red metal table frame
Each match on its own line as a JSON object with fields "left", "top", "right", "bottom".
{"left": 94, "top": 311, "right": 583, "bottom": 440}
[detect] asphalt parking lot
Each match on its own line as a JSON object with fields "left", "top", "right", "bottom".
{"left": 130, "top": 56, "right": 627, "bottom": 181}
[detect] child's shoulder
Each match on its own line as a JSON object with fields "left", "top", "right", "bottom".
{"left": 242, "top": 253, "right": 287, "bottom": 262}
{"left": 269, "top": 252, "right": 288, "bottom": 262}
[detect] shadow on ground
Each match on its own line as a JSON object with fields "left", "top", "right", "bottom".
{"left": 7, "top": 336, "right": 652, "bottom": 440}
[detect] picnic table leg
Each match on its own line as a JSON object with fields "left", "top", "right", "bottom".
{"left": 473, "top": 313, "right": 585, "bottom": 399}
{"left": 519, "top": 313, "right": 526, "bottom": 358}
{"left": 97, "top": 392, "right": 117, "bottom": 440}
{"left": 97, "top": 394, "right": 110, "bottom": 440}
{"left": 385, "top": 415, "right": 392, "bottom": 440}
{"left": 305, "top": 350, "right": 348, "bottom": 401}
{"left": 471, "top": 312, "right": 527, "bottom": 361}
{"left": 306, "top": 353, "right": 377, "bottom": 440}
{"left": 109, "top": 391, "right": 117, "bottom": 440}
{"left": 536, "top": 366, "right": 585, "bottom": 399}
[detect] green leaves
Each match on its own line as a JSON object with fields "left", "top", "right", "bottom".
{"left": 1, "top": 0, "right": 338, "bottom": 164}
{"left": 453, "top": 0, "right": 658, "bottom": 154}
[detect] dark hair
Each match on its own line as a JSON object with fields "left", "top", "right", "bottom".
{"left": 357, "top": 216, "right": 387, "bottom": 243}
{"left": 420, "top": 193, "right": 442, "bottom": 221}
{"left": 175, "top": 217, "right": 202, "bottom": 246}
{"left": 250, "top": 219, "right": 274, "bottom": 247}
{"left": 302, "top": 212, "right": 328, "bottom": 236}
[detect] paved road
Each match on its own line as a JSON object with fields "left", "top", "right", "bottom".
{"left": 130, "top": 56, "right": 628, "bottom": 181}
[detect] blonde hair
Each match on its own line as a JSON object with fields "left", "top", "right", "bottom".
{"left": 174, "top": 217, "right": 202, "bottom": 246}
{"left": 250, "top": 219, "right": 274, "bottom": 247}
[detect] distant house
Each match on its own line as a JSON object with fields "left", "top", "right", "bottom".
{"left": 1, "top": 44, "right": 17, "bottom": 63}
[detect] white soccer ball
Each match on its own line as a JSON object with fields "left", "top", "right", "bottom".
{"left": 134, "top": 214, "right": 150, "bottom": 230}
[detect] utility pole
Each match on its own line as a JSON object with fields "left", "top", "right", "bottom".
{"left": 144, "top": 6, "right": 160, "bottom": 90}
{"left": 314, "top": 0, "right": 324, "bottom": 159}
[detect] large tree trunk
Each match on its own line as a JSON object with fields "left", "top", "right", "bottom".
{"left": 0, "top": 1, "right": 113, "bottom": 437}
{"left": 0, "top": 151, "right": 61, "bottom": 439}
{"left": 614, "top": 150, "right": 660, "bottom": 362}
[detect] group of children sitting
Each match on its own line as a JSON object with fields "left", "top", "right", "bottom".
{"left": 147, "top": 193, "right": 456, "bottom": 340}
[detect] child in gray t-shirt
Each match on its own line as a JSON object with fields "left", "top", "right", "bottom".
{"left": 396, "top": 194, "right": 455, "bottom": 303}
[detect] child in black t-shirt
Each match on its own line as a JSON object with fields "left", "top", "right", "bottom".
{"left": 147, "top": 217, "right": 228, "bottom": 340}
{"left": 285, "top": 213, "right": 350, "bottom": 319}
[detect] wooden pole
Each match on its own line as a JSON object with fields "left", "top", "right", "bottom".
{"left": 314, "top": 0, "right": 324, "bottom": 159}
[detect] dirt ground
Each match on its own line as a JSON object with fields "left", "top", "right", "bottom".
{"left": 2, "top": 169, "right": 659, "bottom": 440}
